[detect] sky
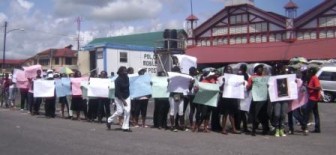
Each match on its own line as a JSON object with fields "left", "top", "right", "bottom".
{"left": 0, "top": 0, "right": 323, "bottom": 59}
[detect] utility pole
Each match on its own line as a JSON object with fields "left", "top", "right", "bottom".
{"left": 75, "top": 17, "right": 82, "bottom": 51}
{"left": 2, "top": 21, "right": 7, "bottom": 73}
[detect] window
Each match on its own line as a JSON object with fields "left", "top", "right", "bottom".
{"left": 39, "top": 59, "right": 49, "bottom": 65}
{"left": 319, "top": 71, "right": 336, "bottom": 81}
{"left": 120, "top": 52, "right": 128, "bottom": 63}
{"left": 96, "top": 51, "right": 103, "bottom": 59}
{"left": 65, "top": 58, "right": 72, "bottom": 65}
{"left": 55, "top": 57, "right": 59, "bottom": 65}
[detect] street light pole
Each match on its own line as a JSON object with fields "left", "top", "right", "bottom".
{"left": 2, "top": 21, "right": 24, "bottom": 73}
{"left": 2, "top": 21, "right": 7, "bottom": 72}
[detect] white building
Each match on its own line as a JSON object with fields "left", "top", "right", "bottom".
{"left": 81, "top": 31, "right": 165, "bottom": 75}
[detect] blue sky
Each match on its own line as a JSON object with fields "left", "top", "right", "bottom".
{"left": 0, "top": 0, "right": 324, "bottom": 59}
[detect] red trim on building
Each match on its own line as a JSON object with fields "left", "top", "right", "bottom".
{"left": 186, "top": 38, "right": 336, "bottom": 64}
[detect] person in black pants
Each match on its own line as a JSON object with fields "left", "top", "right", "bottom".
{"left": 44, "top": 73, "right": 56, "bottom": 118}
{"left": 235, "top": 64, "right": 250, "bottom": 133}
{"left": 97, "top": 71, "right": 111, "bottom": 123}
{"left": 33, "top": 70, "right": 42, "bottom": 115}
{"left": 246, "top": 64, "right": 270, "bottom": 136}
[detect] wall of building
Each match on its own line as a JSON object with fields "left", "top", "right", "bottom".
{"left": 102, "top": 48, "right": 157, "bottom": 75}
{"left": 77, "top": 51, "right": 90, "bottom": 75}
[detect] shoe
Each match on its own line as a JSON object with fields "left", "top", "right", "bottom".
{"left": 303, "top": 129, "right": 309, "bottom": 136}
{"left": 275, "top": 129, "right": 280, "bottom": 137}
{"left": 312, "top": 129, "right": 321, "bottom": 133}
{"left": 288, "top": 129, "right": 294, "bottom": 135}
{"left": 106, "top": 122, "right": 111, "bottom": 130}
{"left": 122, "top": 129, "right": 132, "bottom": 132}
{"left": 251, "top": 131, "right": 256, "bottom": 136}
{"left": 280, "top": 129, "right": 286, "bottom": 137}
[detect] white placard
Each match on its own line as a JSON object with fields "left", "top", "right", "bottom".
{"left": 167, "top": 72, "right": 193, "bottom": 93}
{"left": 221, "top": 73, "right": 245, "bottom": 99}
{"left": 87, "top": 78, "right": 112, "bottom": 98}
{"left": 268, "top": 74, "right": 298, "bottom": 102}
{"left": 33, "top": 79, "right": 55, "bottom": 97}
{"left": 173, "top": 54, "right": 197, "bottom": 74}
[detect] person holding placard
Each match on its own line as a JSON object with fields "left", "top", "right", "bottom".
{"left": 71, "top": 71, "right": 85, "bottom": 120}
{"left": 219, "top": 66, "right": 240, "bottom": 135}
{"left": 32, "top": 70, "right": 42, "bottom": 115}
{"left": 152, "top": 71, "right": 170, "bottom": 130}
{"left": 106, "top": 66, "right": 132, "bottom": 132}
{"left": 44, "top": 72, "right": 56, "bottom": 118}
{"left": 87, "top": 72, "right": 99, "bottom": 122}
{"left": 168, "top": 66, "right": 186, "bottom": 132}
{"left": 271, "top": 63, "right": 289, "bottom": 137}
{"left": 236, "top": 64, "right": 250, "bottom": 133}
{"left": 97, "top": 71, "right": 111, "bottom": 123}
{"left": 193, "top": 71, "right": 217, "bottom": 133}
{"left": 246, "top": 64, "right": 270, "bottom": 136}
{"left": 58, "top": 73, "right": 70, "bottom": 118}
{"left": 132, "top": 68, "right": 150, "bottom": 128}
{"left": 183, "top": 67, "right": 199, "bottom": 130}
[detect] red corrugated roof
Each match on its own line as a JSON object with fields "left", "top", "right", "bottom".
{"left": 186, "top": 14, "right": 199, "bottom": 21}
{"left": 284, "top": 1, "right": 298, "bottom": 9}
{"left": 186, "top": 39, "right": 336, "bottom": 64}
{"left": 0, "top": 59, "right": 25, "bottom": 65}
{"left": 38, "top": 48, "right": 77, "bottom": 57}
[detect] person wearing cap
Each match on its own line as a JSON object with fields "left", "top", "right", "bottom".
{"left": 44, "top": 73, "right": 56, "bottom": 118}
{"left": 246, "top": 64, "right": 270, "bottom": 136}
{"left": 302, "top": 67, "right": 322, "bottom": 135}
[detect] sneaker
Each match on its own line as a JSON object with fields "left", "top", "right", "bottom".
{"left": 280, "top": 129, "right": 287, "bottom": 137}
{"left": 303, "top": 129, "right": 309, "bottom": 136}
{"left": 275, "top": 129, "right": 280, "bottom": 137}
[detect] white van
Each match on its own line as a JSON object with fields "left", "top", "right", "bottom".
{"left": 316, "top": 66, "right": 336, "bottom": 102}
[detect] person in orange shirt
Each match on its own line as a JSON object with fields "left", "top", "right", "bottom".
{"left": 302, "top": 67, "right": 321, "bottom": 135}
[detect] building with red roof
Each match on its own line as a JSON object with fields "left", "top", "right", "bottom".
{"left": 23, "top": 45, "right": 78, "bottom": 71}
{"left": 185, "top": 0, "right": 336, "bottom": 65}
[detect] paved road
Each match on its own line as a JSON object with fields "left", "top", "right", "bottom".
{"left": 0, "top": 102, "right": 335, "bottom": 155}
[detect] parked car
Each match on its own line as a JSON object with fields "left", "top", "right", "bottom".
{"left": 316, "top": 66, "right": 336, "bottom": 102}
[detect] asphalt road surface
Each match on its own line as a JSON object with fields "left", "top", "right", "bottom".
{"left": 1, "top": 102, "right": 336, "bottom": 155}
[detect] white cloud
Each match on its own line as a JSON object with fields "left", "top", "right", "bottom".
{"left": 0, "top": 13, "right": 8, "bottom": 22}
{"left": 54, "top": 0, "right": 163, "bottom": 22}
{"left": 17, "top": 0, "right": 34, "bottom": 10}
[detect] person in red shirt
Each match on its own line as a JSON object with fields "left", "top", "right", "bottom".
{"left": 303, "top": 67, "right": 321, "bottom": 135}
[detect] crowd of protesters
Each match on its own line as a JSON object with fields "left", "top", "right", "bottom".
{"left": 0, "top": 61, "right": 323, "bottom": 137}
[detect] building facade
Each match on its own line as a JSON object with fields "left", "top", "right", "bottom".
{"left": 186, "top": 0, "right": 336, "bottom": 65}
{"left": 81, "top": 31, "right": 186, "bottom": 75}
{"left": 23, "top": 45, "right": 78, "bottom": 71}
